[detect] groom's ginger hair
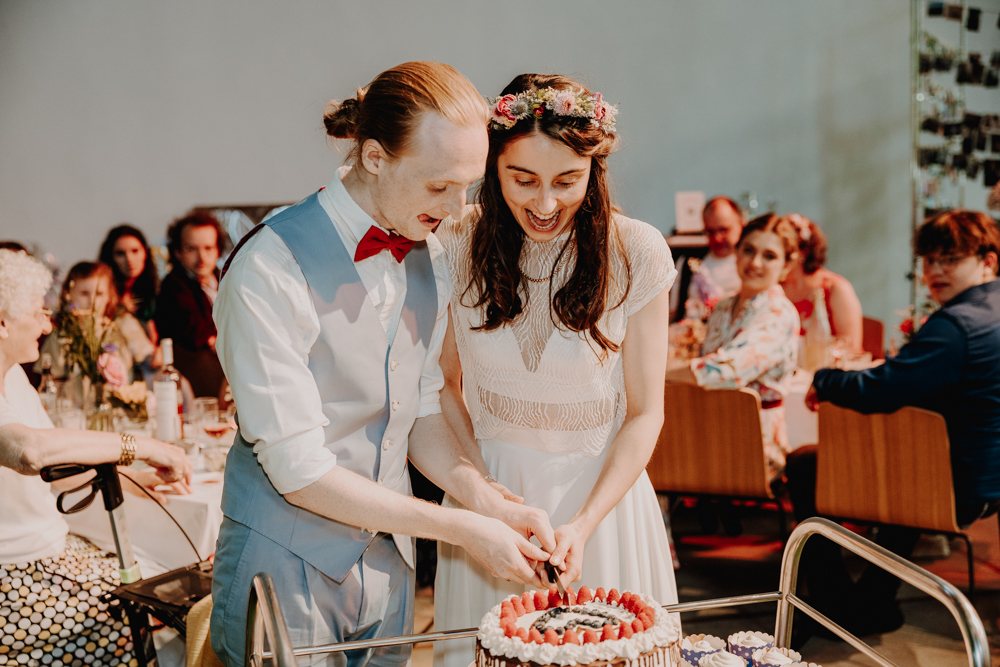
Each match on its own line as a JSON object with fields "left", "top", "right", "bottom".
{"left": 324, "top": 61, "right": 488, "bottom": 162}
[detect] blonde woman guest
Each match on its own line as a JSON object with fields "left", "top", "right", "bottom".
{"left": 0, "top": 249, "right": 191, "bottom": 667}
{"left": 666, "top": 213, "right": 800, "bottom": 478}
{"left": 780, "top": 214, "right": 863, "bottom": 353}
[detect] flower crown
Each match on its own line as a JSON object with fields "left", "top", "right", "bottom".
{"left": 489, "top": 87, "right": 618, "bottom": 133}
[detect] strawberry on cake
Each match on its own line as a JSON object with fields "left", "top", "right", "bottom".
{"left": 475, "top": 586, "right": 682, "bottom": 667}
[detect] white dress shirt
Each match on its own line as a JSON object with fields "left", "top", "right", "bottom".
{"left": 214, "top": 166, "right": 452, "bottom": 494}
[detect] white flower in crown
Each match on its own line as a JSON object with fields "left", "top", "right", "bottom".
{"left": 552, "top": 90, "right": 579, "bottom": 116}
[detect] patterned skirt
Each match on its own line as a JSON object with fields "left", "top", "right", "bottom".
{"left": 1, "top": 535, "right": 135, "bottom": 667}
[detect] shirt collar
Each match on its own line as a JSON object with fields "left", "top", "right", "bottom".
{"left": 943, "top": 277, "right": 1000, "bottom": 307}
{"left": 320, "top": 165, "right": 389, "bottom": 245}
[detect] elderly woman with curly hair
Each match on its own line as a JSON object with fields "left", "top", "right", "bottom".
{"left": 0, "top": 249, "right": 191, "bottom": 667}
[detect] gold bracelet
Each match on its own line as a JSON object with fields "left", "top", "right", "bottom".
{"left": 118, "top": 433, "right": 137, "bottom": 467}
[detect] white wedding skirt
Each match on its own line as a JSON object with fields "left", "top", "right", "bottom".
{"left": 433, "top": 437, "right": 678, "bottom": 667}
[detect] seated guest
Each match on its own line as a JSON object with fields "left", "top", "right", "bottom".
{"left": 155, "top": 211, "right": 227, "bottom": 398}
{"left": 788, "top": 209, "right": 1000, "bottom": 636}
{"left": 0, "top": 248, "right": 192, "bottom": 667}
{"left": 780, "top": 214, "right": 863, "bottom": 352}
{"left": 666, "top": 213, "right": 800, "bottom": 478}
{"left": 38, "top": 262, "right": 153, "bottom": 383}
{"left": 679, "top": 196, "right": 745, "bottom": 320}
{"left": 99, "top": 225, "right": 160, "bottom": 337}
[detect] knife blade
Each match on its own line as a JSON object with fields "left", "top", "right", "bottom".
{"left": 543, "top": 560, "right": 567, "bottom": 598}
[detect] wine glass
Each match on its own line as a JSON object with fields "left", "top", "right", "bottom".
{"left": 202, "top": 410, "right": 233, "bottom": 444}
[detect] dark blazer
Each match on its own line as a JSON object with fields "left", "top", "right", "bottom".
{"left": 813, "top": 279, "right": 1000, "bottom": 503}
{"left": 154, "top": 267, "right": 225, "bottom": 398}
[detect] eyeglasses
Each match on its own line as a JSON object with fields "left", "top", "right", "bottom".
{"left": 920, "top": 254, "right": 972, "bottom": 272}
{"left": 34, "top": 307, "right": 53, "bottom": 321}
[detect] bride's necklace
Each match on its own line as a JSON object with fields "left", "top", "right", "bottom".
{"left": 520, "top": 242, "right": 573, "bottom": 283}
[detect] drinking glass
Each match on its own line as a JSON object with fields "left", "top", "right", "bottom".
{"left": 191, "top": 397, "right": 219, "bottom": 425}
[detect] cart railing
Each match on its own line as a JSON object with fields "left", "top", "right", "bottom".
{"left": 776, "top": 518, "right": 989, "bottom": 667}
{"left": 245, "top": 517, "right": 990, "bottom": 667}
{"left": 245, "top": 573, "right": 296, "bottom": 667}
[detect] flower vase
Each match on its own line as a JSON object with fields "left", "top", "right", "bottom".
{"left": 84, "top": 378, "right": 115, "bottom": 432}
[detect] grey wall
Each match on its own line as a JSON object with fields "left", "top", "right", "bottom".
{"left": 0, "top": 0, "right": 915, "bottom": 325}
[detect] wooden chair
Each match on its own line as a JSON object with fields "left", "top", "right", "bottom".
{"left": 648, "top": 383, "right": 785, "bottom": 535}
{"left": 862, "top": 316, "right": 885, "bottom": 360}
{"left": 815, "top": 402, "right": 977, "bottom": 596}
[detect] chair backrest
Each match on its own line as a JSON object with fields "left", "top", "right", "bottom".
{"left": 648, "top": 383, "right": 772, "bottom": 499}
{"left": 815, "top": 402, "right": 959, "bottom": 533}
{"left": 862, "top": 316, "right": 885, "bottom": 360}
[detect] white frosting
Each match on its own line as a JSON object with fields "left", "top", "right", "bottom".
{"left": 755, "top": 650, "right": 793, "bottom": 665}
{"left": 698, "top": 652, "right": 745, "bottom": 667}
{"left": 681, "top": 635, "right": 726, "bottom": 653}
{"left": 752, "top": 647, "right": 801, "bottom": 666}
{"left": 478, "top": 593, "right": 681, "bottom": 666}
{"left": 737, "top": 636, "right": 767, "bottom": 648}
{"left": 728, "top": 631, "right": 774, "bottom": 655}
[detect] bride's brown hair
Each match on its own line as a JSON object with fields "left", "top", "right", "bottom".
{"left": 465, "top": 73, "right": 629, "bottom": 355}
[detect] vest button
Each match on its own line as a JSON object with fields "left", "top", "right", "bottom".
{"left": 390, "top": 360, "right": 398, "bottom": 371}
{"left": 391, "top": 400, "right": 399, "bottom": 411}
{"left": 382, "top": 439, "right": 391, "bottom": 451}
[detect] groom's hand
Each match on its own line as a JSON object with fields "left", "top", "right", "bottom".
{"left": 459, "top": 515, "right": 549, "bottom": 587}
{"left": 488, "top": 499, "right": 557, "bottom": 555}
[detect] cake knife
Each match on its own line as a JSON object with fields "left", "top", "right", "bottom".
{"left": 543, "top": 560, "right": 567, "bottom": 597}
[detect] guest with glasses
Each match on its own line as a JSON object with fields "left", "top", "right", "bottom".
{"left": 788, "top": 209, "right": 1000, "bottom": 637}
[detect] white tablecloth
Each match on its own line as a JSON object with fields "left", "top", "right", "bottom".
{"left": 786, "top": 370, "right": 818, "bottom": 449}
{"left": 59, "top": 471, "right": 225, "bottom": 577}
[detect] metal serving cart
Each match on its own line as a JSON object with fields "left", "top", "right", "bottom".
{"left": 244, "top": 518, "right": 991, "bottom": 667}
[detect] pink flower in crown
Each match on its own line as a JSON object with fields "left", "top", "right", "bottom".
{"left": 493, "top": 95, "right": 517, "bottom": 123}
{"left": 553, "top": 91, "right": 578, "bottom": 116}
{"left": 98, "top": 352, "right": 128, "bottom": 388}
{"left": 592, "top": 93, "right": 606, "bottom": 121}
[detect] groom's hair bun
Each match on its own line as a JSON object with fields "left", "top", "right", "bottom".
{"left": 323, "top": 61, "right": 488, "bottom": 163}
{"left": 324, "top": 92, "right": 365, "bottom": 140}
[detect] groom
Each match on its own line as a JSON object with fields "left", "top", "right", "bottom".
{"left": 210, "top": 62, "right": 554, "bottom": 667}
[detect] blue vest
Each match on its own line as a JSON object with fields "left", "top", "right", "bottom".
{"left": 219, "top": 193, "right": 437, "bottom": 582}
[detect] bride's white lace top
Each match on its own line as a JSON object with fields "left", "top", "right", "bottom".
{"left": 436, "top": 209, "right": 676, "bottom": 457}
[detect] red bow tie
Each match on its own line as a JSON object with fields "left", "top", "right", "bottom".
{"left": 354, "top": 226, "right": 415, "bottom": 263}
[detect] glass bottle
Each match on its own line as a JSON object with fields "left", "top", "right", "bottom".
{"left": 804, "top": 288, "right": 832, "bottom": 371}
{"left": 38, "top": 353, "right": 58, "bottom": 413}
{"left": 153, "top": 339, "right": 182, "bottom": 443}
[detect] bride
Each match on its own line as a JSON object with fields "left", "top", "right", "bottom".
{"left": 434, "top": 73, "right": 678, "bottom": 667}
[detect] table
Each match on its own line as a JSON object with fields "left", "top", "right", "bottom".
{"left": 59, "top": 471, "right": 225, "bottom": 577}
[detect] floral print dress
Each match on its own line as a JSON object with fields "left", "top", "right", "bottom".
{"left": 691, "top": 285, "right": 800, "bottom": 476}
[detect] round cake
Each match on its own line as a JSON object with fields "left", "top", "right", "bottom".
{"left": 475, "top": 586, "right": 682, "bottom": 667}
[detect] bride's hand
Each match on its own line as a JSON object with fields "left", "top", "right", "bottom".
{"left": 549, "top": 521, "right": 590, "bottom": 583}
{"left": 489, "top": 480, "right": 523, "bottom": 504}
